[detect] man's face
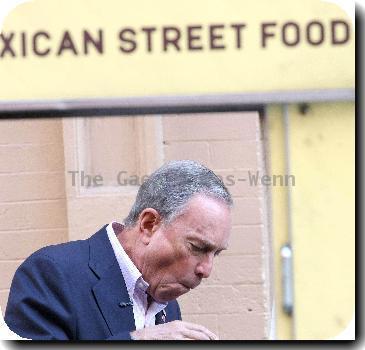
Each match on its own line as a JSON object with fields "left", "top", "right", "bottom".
{"left": 141, "top": 194, "right": 231, "bottom": 303}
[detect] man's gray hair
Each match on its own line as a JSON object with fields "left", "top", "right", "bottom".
{"left": 124, "top": 160, "right": 232, "bottom": 227}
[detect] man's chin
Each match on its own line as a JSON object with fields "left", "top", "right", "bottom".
{"left": 154, "top": 283, "right": 191, "bottom": 302}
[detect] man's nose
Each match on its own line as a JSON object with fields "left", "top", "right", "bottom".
{"left": 195, "top": 255, "right": 214, "bottom": 279}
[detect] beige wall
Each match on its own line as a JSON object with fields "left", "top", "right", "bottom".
{"left": 0, "top": 118, "right": 68, "bottom": 314}
{"left": 61, "top": 116, "right": 163, "bottom": 239}
{"left": 0, "top": 113, "right": 271, "bottom": 339}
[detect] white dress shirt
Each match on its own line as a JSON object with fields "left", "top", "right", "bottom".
{"left": 106, "top": 222, "right": 167, "bottom": 330}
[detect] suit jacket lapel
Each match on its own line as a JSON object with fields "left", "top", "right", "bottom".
{"left": 92, "top": 260, "right": 136, "bottom": 335}
{"left": 88, "top": 226, "right": 136, "bottom": 336}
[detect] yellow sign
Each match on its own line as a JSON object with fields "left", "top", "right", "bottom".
{"left": 0, "top": 0, "right": 355, "bottom": 100}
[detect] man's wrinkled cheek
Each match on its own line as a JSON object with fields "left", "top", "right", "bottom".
{"left": 154, "top": 246, "right": 176, "bottom": 269}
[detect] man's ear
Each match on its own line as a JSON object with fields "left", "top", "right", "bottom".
{"left": 138, "top": 208, "right": 162, "bottom": 244}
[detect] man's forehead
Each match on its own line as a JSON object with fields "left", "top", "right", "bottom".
{"left": 170, "top": 194, "right": 231, "bottom": 247}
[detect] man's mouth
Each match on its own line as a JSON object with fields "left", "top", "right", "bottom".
{"left": 181, "top": 281, "right": 200, "bottom": 290}
{"left": 180, "top": 283, "right": 192, "bottom": 290}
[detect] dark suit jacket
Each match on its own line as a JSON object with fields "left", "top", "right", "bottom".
{"left": 4, "top": 225, "right": 181, "bottom": 340}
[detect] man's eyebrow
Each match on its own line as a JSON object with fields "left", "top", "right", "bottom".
{"left": 190, "top": 236, "right": 227, "bottom": 251}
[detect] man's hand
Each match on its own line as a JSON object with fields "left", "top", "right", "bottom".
{"left": 130, "top": 320, "right": 219, "bottom": 340}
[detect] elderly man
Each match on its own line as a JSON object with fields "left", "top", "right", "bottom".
{"left": 5, "top": 160, "right": 232, "bottom": 340}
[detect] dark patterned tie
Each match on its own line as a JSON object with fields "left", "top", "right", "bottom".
{"left": 155, "top": 309, "right": 167, "bottom": 325}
